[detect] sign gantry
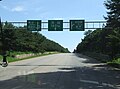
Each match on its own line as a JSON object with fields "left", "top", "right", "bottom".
{"left": 27, "top": 20, "right": 41, "bottom": 31}
{"left": 48, "top": 20, "right": 63, "bottom": 31}
{"left": 2, "top": 20, "right": 106, "bottom": 31}
{"left": 27, "top": 20, "right": 85, "bottom": 31}
{"left": 70, "top": 20, "right": 84, "bottom": 31}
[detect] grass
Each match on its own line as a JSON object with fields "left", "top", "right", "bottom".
{"left": 7, "top": 51, "right": 33, "bottom": 57}
{"left": 0, "top": 51, "right": 59, "bottom": 63}
{"left": 107, "top": 58, "right": 120, "bottom": 68}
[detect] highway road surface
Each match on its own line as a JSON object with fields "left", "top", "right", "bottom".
{"left": 0, "top": 53, "right": 120, "bottom": 89}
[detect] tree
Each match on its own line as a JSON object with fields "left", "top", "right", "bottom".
{"left": 104, "top": 0, "right": 120, "bottom": 58}
{"left": 104, "top": 0, "right": 120, "bottom": 28}
{"left": 106, "top": 29, "right": 120, "bottom": 58}
{"left": 1, "top": 23, "right": 69, "bottom": 53}
{"left": 84, "top": 30, "right": 92, "bottom": 36}
{"left": 76, "top": 0, "right": 120, "bottom": 61}
{"left": 2, "top": 22, "right": 16, "bottom": 52}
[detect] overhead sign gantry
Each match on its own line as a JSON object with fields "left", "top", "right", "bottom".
{"left": 27, "top": 20, "right": 41, "bottom": 31}
{"left": 27, "top": 20, "right": 85, "bottom": 31}
{"left": 2, "top": 20, "right": 106, "bottom": 31}
{"left": 70, "top": 20, "right": 84, "bottom": 31}
{"left": 48, "top": 20, "right": 63, "bottom": 31}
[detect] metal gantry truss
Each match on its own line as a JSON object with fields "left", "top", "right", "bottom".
{"left": 2, "top": 21, "right": 106, "bottom": 30}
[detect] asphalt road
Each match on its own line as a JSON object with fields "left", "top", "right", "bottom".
{"left": 0, "top": 53, "right": 120, "bottom": 89}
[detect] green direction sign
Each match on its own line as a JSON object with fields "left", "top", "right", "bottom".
{"left": 70, "top": 20, "right": 85, "bottom": 31}
{"left": 48, "top": 20, "right": 63, "bottom": 31}
{"left": 27, "top": 20, "right": 41, "bottom": 31}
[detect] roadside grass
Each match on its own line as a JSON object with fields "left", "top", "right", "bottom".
{"left": 0, "top": 52, "right": 59, "bottom": 63}
{"left": 7, "top": 51, "right": 33, "bottom": 57}
{"left": 107, "top": 58, "right": 120, "bottom": 68}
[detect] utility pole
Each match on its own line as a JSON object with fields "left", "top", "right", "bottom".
{"left": 0, "top": 0, "right": 8, "bottom": 67}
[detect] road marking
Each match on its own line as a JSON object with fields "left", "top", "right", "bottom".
{"left": 12, "top": 86, "right": 22, "bottom": 89}
{"left": 80, "top": 79, "right": 115, "bottom": 88}
{"left": 80, "top": 79, "right": 99, "bottom": 84}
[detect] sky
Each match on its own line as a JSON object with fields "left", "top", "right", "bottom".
{"left": 0, "top": 0, "right": 107, "bottom": 52}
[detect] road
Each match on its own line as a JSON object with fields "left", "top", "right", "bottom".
{"left": 0, "top": 53, "right": 120, "bottom": 89}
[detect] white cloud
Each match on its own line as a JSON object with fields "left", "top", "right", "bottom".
{"left": 0, "top": 4, "right": 25, "bottom": 12}
{"left": 11, "top": 6, "right": 25, "bottom": 12}
{"left": 2, "top": 5, "right": 8, "bottom": 9}
{"left": 0, "top": 4, "right": 9, "bottom": 10}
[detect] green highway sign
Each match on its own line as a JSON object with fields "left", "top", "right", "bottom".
{"left": 70, "top": 20, "right": 85, "bottom": 31}
{"left": 48, "top": 20, "right": 63, "bottom": 31}
{"left": 27, "top": 20, "right": 41, "bottom": 31}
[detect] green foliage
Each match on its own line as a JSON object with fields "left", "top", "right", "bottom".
{"left": 40, "top": 39, "right": 69, "bottom": 53}
{"left": 0, "top": 55, "right": 2, "bottom": 61}
{"left": 77, "top": 29, "right": 103, "bottom": 53}
{"left": 104, "top": 0, "right": 120, "bottom": 28}
{"left": 107, "top": 58, "right": 120, "bottom": 68}
{"left": 76, "top": 0, "right": 120, "bottom": 62}
{"left": 84, "top": 30, "right": 93, "bottom": 36}
{"left": 112, "top": 58, "right": 120, "bottom": 64}
{"left": 82, "top": 52, "right": 110, "bottom": 62}
{"left": 3, "top": 21, "right": 15, "bottom": 29}
{"left": 0, "top": 52, "right": 59, "bottom": 63}
{"left": 76, "top": 28, "right": 120, "bottom": 60}
{"left": 0, "top": 22, "right": 69, "bottom": 55}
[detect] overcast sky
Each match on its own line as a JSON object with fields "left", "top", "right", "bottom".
{"left": 0, "top": 0, "right": 107, "bottom": 52}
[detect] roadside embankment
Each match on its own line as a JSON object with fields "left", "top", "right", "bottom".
{"left": 79, "top": 52, "right": 120, "bottom": 69}
{"left": 0, "top": 51, "right": 59, "bottom": 63}
{"left": 81, "top": 52, "right": 110, "bottom": 62}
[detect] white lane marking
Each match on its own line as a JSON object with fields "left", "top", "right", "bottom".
{"left": 80, "top": 79, "right": 99, "bottom": 85}
{"left": 80, "top": 79, "right": 115, "bottom": 88}
{"left": 12, "top": 86, "right": 22, "bottom": 89}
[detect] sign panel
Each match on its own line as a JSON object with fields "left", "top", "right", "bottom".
{"left": 48, "top": 20, "right": 63, "bottom": 31}
{"left": 70, "top": 20, "right": 85, "bottom": 31}
{"left": 27, "top": 20, "right": 41, "bottom": 31}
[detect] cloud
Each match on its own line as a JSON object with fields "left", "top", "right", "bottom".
{"left": 2, "top": 5, "right": 8, "bottom": 9}
{"left": 0, "top": 4, "right": 9, "bottom": 10}
{"left": 0, "top": 4, "right": 25, "bottom": 12}
{"left": 11, "top": 6, "right": 25, "bottom": 12}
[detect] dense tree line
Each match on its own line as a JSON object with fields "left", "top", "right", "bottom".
{"left": 76, "top": 0, "right": 120, "bottom": 60}
{"left": 0, "top": 22, "right": 69, "bottom": 54}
